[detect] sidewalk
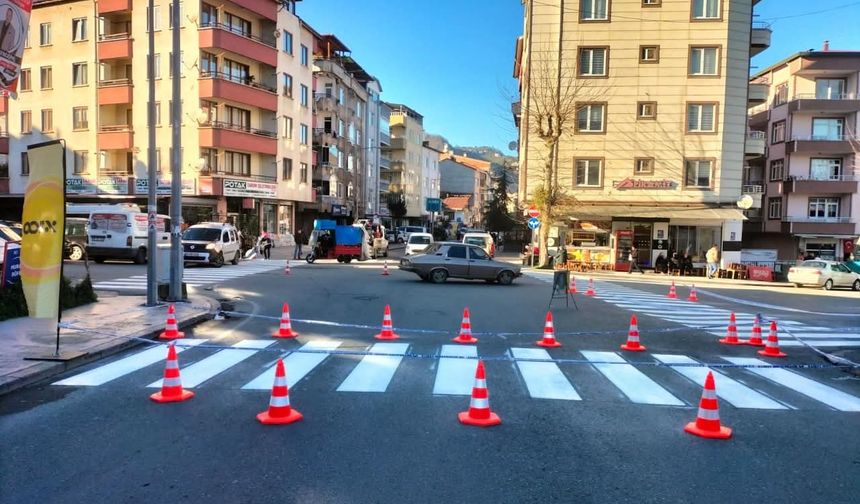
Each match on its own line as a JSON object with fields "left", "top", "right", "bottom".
{"left": 0, "top": 292, "right": 218, "bottom": 396}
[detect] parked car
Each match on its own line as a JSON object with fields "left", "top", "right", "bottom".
{"left": 462, "top": 232, "right": 496, "bottom": 257}
{"left": 399, "top": 242, "right": 522, "bottom": 285}
{"left": 396, "top": 226, "right": 427, "bottom": 243}
{"left": 182, "top": 222, "right": 241, "bottom": 267}
{"left": 64, "top": 217, "right": 89, "bottom": 261}
{"left": 787, "top": 260, "right": 860, "bottom": 290}
{"left": 87, "top": 206, "right": 171, "bottom": 264}
{"left": 405, "top": 232, "right": 434, "bottom": 256}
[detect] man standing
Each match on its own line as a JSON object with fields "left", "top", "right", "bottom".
{"left": 628, "top": 246, "right": 644, "bottom": 274}
{"left": 706, "top": 244, "right": 719, "bottom": 279}
{"left": 293, "top": 228, "right": 304, "bottom": 260}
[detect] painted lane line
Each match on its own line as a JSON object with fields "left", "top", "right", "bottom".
{"left": 581, "top": 351, "right": 683, "bottom": 406}
{"left": 337, "top": 343, "right": 410, "bottom": 393}
{"left": 652, "top": 354, "right": 787, "bottom": 410}
{"left": 780, "top": 340, "right": 860, "bottom": 347}
{"left": 147, "top": 340, "right": 274, "bottom": 388}
{"left": 708, "top": 332, "right": 860, "bottom": 340}
{"left": 242, "top": 340, "right": 342, "bottom": 390}
{"left": 53, "top": 339, "right": 207, "bottom": 386}
{"left": 511, "top": 348, "right": 581, "bottom": 401}
{"left": 723, "top": 357, "right": 860, "bottom": 411}
{"left": 433, "top": 345, "right": 478, "bottom": 395}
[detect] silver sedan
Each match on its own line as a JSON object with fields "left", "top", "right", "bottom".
{"left": 399, "top": 242, "right": 522, "bottom": 285}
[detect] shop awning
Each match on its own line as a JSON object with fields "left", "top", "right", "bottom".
{"left": 569, "top": 206, "right": 747, "bottom": 221}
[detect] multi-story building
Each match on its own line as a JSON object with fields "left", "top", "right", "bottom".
{"left": 439, "top": 152, "right": 490, "bottom": 228}
{"left": 377, "top": 101, "right": 392, "bottom": 222}
{"left": 364, "top": 78, "right": 383, "bottom": 218}
{"left": 744, "top": 46, "right": 860, "bottom": 261}
{"left": 0, "top": 0, "right": 312, "bottom": 240}
{"left": 384, "top": 102, "right": 426, "bottom": 224}
{"left": 514, "top": 0, "right": 771, "bottom": 267}
{"left": 421, "top": 141, "right": 442, "bottom": 225}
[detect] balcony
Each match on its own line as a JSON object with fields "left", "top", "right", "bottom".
{"left": 230, "top": 0, "right": 278, "bottom": 21}
{"left": 512, "top": 100, "right": 522, "bottom": 127}
{"left": 786, "top": 135, "right": 858, "bottom": 155}
{"left": 314, "top": 93, "right": 337, "bottom": 113}
{"left": 781, "top": 216, "right": 856, "bottom": 236}
{"left": 199, "top": 122, "right": 277, "bottom": 156}
{"left": 788, "top": 93, "right": 860, "bottom": 114}
{"left": 748, "top": 83, "right": 768, "bottom": 105}
{"left": 199, "top": 24, "right": 277, "bottom": 68}
{"left": 98, "top": 79, "right": 133, "bottom": 105}
{"left": 0, "top": 135, "right": 8, "bottom": 154}
{"left": 784, "top": 175, "right": 858, "bottom": 194}
{"left": 200, "top": 168, "right": 276, "bottom": 184}
{"left": 750, "top": 22, "right": 772, "bottom": 57}
{"left": 379, "top": 154, "right": 391, "bottom": 170}
{"left": 379, "top": 131, "right": 390, "bottom": 146}
{"left": 98, "top": 0, "right": 131, "bottom": 15}
{"left": 98, "top": 33, "right": 132, "bottom": 60}
{"left": 198, "top": 71, "right": 277, "bottom": 112}
{"left": 379, "top": 178, "right": 390, "bottom": 193}
{"left": 741, "top": 184, "right": 763, "bottom": 209}
{"left": 390, "top": 160, "right": 405, "bottom": 172}
{"left": 98, "top": 125, "right": 133, "bottom": 150}
{"left": 312, "top": 127, "right": 338, "bottom": 146}
{"left": 389, "top": 137, "right": 406, "bottom": 150}
{"left": 745, "top": 131, "right": 766, "bottom": 158}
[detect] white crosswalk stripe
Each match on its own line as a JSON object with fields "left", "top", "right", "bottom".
{"left": 337, "top": 343, "right": 409, "bottom": 393}
{"left": 511, "top": 348, "right": 581, "bottom": 401}
{"left": 433, "top": 345, "right": 478, "bottom": 395}
{"left": 148, "top": 340, "right": 274, "bottom": 389}
{"left": 92, "top": 260, "right": 293, "bottom": 291}
{"left": 582, "top": 351, "right": 683, "bottom": 406}
{"left": 242, "top": 339, "right": 341, "bottom": 390}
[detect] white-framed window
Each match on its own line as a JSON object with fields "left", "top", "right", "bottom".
{"left": 642, "top": 0, "right": 661, "bottom": 5}
{"left": 283, "top": 73, "right": 293, "bottom": 97}
{"left": 639, "top": 45, "right": 659, "bottom": 63}
{"left": 808, "top": 197, "right": 839, "bottom": 219}
{"left": 300, "top": 84, "right": 308, "bottom": 106}
{"left": 576, "top": 103, "right": 605, "bottom": 132}
{"left": 769, "top": 159, "right": 784, "bottom": 181}
{"left": 19, "top": 69, "right": 30, "bottom": 91}
{"left": 767, "top": 197, "right": 782, "bottom": 219}
{"left": 580, "top": 0, "right": 609, "bottom": 21}
{"left": 684, "top": 159, "right": 712, "bottom": 188}
{"left": 811, "top": 118, "right": 844, "bottom": 140}
{"left": 299, "top": 162, "right": 308, "bottom": 183}
{"left": 169, "top": 51, "right": 184, "bottom": 77}
{"left": 282, "top": 157, "right": 293, "bottom": 180}
{"left": 148, "top": 53, "right": 161, "bottom": 80}
{"left": 40, "top": 66, "right": 52, "bottom": 89}
{"left": 73, "top": 151, "right": 88, "bottom": 174}
{"left": 147, "top": 5, "right": 162, "bottom": 32}
{"left": 41, "top": 109, "right": 53, "bottom": 132}
{"left": 637, "top": 101, "right": 656, "bottom": 119}
{"left": 283, "top": 116, "right": 293, "bottom": 139}
{"left": 578, "top": 47, "right": 607, "bottom": 76}
{"left": 40, "top": 23, "right": 52, "bottom": 46}
{"left": 575, "top": 159, "right": 602, "bottom": 187}
{"left": 689, "top": 47, "right": 718, "bottom": 75}
{"left": 73, "top": 106, "right": 88, "bottom": 130}
{"left": 168, "top": 2, "right": 184, "bottom": 28}
{"left": 72, "top": 18, "right": 87, "bottom": 42}
{"left": 300, "top": 124, "right": 308, "bottom": 145}
{"left": 771, "top": 120, "right": 785, "bottom": 143}
{"left": 283, "top": 30, "right": 293, "bottom": 54}
{"left": 692, "top": 0, "right": 720, "bottom": 19}
{"left": 815, "top": 78, "right": 845, "bottom": 99}
{"left": 72, "top": 62, "right": 87, "bottom": 86}
{"left": 687, "top": 103, "right": 716, "bottom": 132}
{"left": 810, "top": 158, "right": 842, "bottom": 180}
{"left": 635, "top": 158, "right": 654, "bottom": 174}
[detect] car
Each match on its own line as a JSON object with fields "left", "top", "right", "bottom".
{"left": 462, "top": 232, "right": 495, "bottom": 257}
{"left": 787, "top": 260, "right": 860, "bottom": 290}
{"left": 405, "top": 232, "right": 433, "bottom": 256}
{"left": 87, "top": 206, "right": 171, "bottom": 264}
{"left": 399, "top": 241, "right": 522, "bottom": 285}
{"left": 396, "top": 226, "right": 427, "bottom": 243}
{"left": 182, "top": 222, "right": 242, "bottom": 267}
{"left": 64, "top": 217, "right": 89, "bottom": 261}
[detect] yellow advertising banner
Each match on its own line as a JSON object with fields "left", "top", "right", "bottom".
{"left": 21, "top": 140, "right": 65, "bottom": 318}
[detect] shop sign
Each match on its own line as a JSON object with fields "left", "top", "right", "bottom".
{"left": 97, "top": 176, "right": 129, "bottom": 195}
{"left": 134, "top": 177, "right": 195, "bottom": 195}
{"left": 223, "top": 179, "right": 277, "bottom": 198}
{"left": 614, "top": 178, "right": 675, "bottom": 190}
{"left": 332, "top": 204, "right": 347, "bottom": 216}
{"left": 66, "top": 176, "right": 98, "bottom": 195}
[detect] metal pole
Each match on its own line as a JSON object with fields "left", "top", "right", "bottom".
{"left": 146, "top": 0, "right": 157, "bottom": 306}
{"left": 168, "top": 0, "right": 183, "bottom": 301}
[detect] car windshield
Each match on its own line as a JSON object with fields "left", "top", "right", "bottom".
{"left": 800, "top": 261, "right": 827, "bottom": 269}
{"left": 465, "top": 237, "right": 487, "bottom": 247}
{"left": 183, "top": 228, "right": 221, "bottom": 241}
{"left": 409, "top": 235, "right": 432, "bottom": 245}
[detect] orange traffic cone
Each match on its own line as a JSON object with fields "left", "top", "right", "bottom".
{"left": 150, "top": 344, "right": 194, "bottom": 403}
{"left": 381, "top": 260, "right": 390, "bottom": 276}
{"left": 458, "top": 359, "right": 501, "bottom": 427}
{"left": 688, "top": 285, "right": 699, "bottom": 302}
{"left": 284, "top": 261, "right": 291, "bottom": 275}
{"left": 584, "top": 278, "right": 596, "bottom": 296}
{"left": 536, "top": 311, "right": 562, "bottom": 348}
{"left": 684, "top": 371, "right": 732, "bottom": 439}
{"left": 719, "top": 312, "right": 741, "bottom": 345}
{"left": 757, "top": 321, "right": 787, "bottom": 358}
{"left": 256, "top": 359, "right": 303, "bottom": 425}
{"left": 272, "top": 302, "right": 299, "bottom": 338}
{"left": 620, "top": 314, "right": 646, "bottom": 352}
{"left": 452, "top": 308, "right": 478, "bottom": 344}
{"left": 374, "top": 304, "right": 399, "bottom": 340}
{"left": 158, "top": 304, "right": 184, "bottom": 340}
{"left": 745, "top": 314, "right": 765, "bottom": 347}
{"left": 667, "top": 281, "right": 678, "bottom": 299}
{"left": 568, "top": 276, "right": 577, "bottom": 294}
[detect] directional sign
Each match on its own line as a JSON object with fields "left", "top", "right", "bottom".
{"left": 528, "top": 217, "right": 541, "bottom": 230}
{"left": 528, "top": 208, "right": 540, "bottom": 218}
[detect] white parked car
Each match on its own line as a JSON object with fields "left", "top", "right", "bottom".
{"left": 182, "top": 223, "right": 242, "bottom": 267}
{"left": 405, "top": 232, "right": 434, "bottom": 256}
{"left": 462, "top": 232, "right": 496, "bottom": 257}
{"left": 787, "top": 260, "right": 860, "bottom": 290}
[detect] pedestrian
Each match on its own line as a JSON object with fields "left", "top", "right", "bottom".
{"left": 706, "top": 244, "right": 719, "bottom": 279}
{"left": 293, "top": 228, "right": 304, "bottom": 260}
{"left": 260, "top": 232, "right": 273, "bottom": 260}
{"left": 654, "top": 253, "right": 667, "bottom": 274}
{"left": 628, "top": 246, "right": 644, "bottom": 274}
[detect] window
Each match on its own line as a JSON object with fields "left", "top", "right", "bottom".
{"left": 225, "top": 105, "right": 250, "bottom": 129}
{"left": 575, "top": 159, "right": 602, "bottom": 187}
{"left": 639, "top": 45, "right": 659, "bottom": 63}
{"left": 154, "top": 148, "right": 162, "bottom": 172}
{"left": 283, "top": 73, "right": 293, "bottom": 97}
{"left": 642, "top": 0, "right": 661, "bottom": 5}
{"left": 767, "top": 197, "right": 782, "bottom": 219}
{"left": 447, "top": 245, "right": 468, "bottom": 259}
{"left": 201, "top": 148, "right": 218, "bottom": 172}
{"left": 282, "top": 158, "right": 293, "bottom": 180}
{"left": 73, "top": 151, "right": 88, "bottom": 174}
{"left": 283, "top": 116, "right": 293, "bottom": 139}
{"left": 687, "top": 103, "right": 716, "bottom": 132}
{"left": 153, "top": 102, "right": 161, "bottom": 126}
{"left": 299, "top": 162, "right": 308, "bottom": 183}
{"left": 19, "top": 69, "right": 30, "bottom": 91}
{"left": 578, "top": 47, "right": 607, "bottom": 76}
{"left": 300, "top": 45, "right": 309, "bottom": 66}
{"left": 810, "top": 158, "right": 843, "bottom": 180}
{"left": 223, "top": 12, "right": 251, "bottom": 37}
{"left": 41, "top": 109, "right": 53, "bottom": 132}
{"left": 769, "top": 159, "right": 784, "bottom": 181}
{"left": 72, "top": 18, "right": 87, "bottom": 42}
{"left": 224, "top": 151, "right": 250, "bottom": 175}
{"left": 689, "top": 47, "right": 718, "bottom": 75}
{"left": 684, "top": 159, "right": 712, "bottom": 188}
{"left": 72, "top": 62, "right": 87, "bottom": 86}
{"left": 815, "top": 78, "right": 845, "bottom": 99}
{"left": 774, "top": 83, "right": 788, "bottom": 106}
{"left": 40, "top": 66, "right": 52, "bottom": 89}
{"left": 21, "top": 110, "right": 31, "bottom": 134}
{"left": 147, "top": 5, "right": 161, "bottom": 32}
{"left": 580, "top": 0, "right": 609, "bottom": 21}
{"left": 576, "top": 103, "right": 605, "bottom": 132}
{"left": 200, "top": 51, "right": 217, "bottom": 75}
{"left": 148, "top": 53, "right": 161, "bottom": 80}
{"left": 635, "top": 158, "right": 654, "bottom": 174}
{"left": 21, "top": 153, "right": 29, "bottom": 176}
{"left": 168, "top": 2, "right": 184, "bottom": 28}
{"left": 169, "top": 51, "right": 184, "bottom": 78}
{"left": 808, "top": 197, "right": 839, "bottom": 219}
{"left": 300, "top": 84, "right": 308, "bottom": 106}
{"left": 692, "top": 0, "right": 720, "bottom": 19}
{"left": 338, "top": 119, "right": 345, "bottom": 137}
{"left": 39, "top": 23, "right": 51, "bottom": 46}
{"left": 300, "top": 124, "right": 308, "bottom": 145}
{"left": 771, "top": 120, "right": 785, "bottom": 144}
{"left": 201, "top": 3, "right": 217, "bottom": 26}
{"left": 812, "top": 118, "right": 843, "bottom": 140}
{"left": 223, "top": 59, "right": 248, "bottom": 83}
{"left": 283, "top": 30, "right": 293, "bottom": 54}
{"left": 637, "top": 101, "right": 656, "bottom": 120}
{"left": 168, "top": 100, "right": 185, "bottom": 125}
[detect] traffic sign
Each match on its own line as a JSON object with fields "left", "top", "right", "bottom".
{"left": 528, "top": 217, "right": 540, "bottom": 230}
{"left": 528, "top": 208, "right": 540, "bottom": 218}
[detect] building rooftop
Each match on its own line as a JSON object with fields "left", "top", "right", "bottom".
{"left": 442, "top": 195, "right": 472, "bottom": 211}
{"left": 751, "top": 48, "right": 860, "bottom": 80}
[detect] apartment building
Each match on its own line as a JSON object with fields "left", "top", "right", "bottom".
{"left": 0, "top": 0, "right": 313, "bottom": 239}
{"left": 377, "top": 101, "right": 392, "bottom": 220}
{"left": 744, "top": 47, "right": 860, "bottom": 261}
{"left": 513, "top": 0, "right": 771, "bottom": 267}
{"left": 439, "top": 152, "right": 490, "bottom": 228}
{"left": 384, "top": 102, "right": 427, "bottom": 224}
{"left": 364, "top": 78, "right": 382, "bottom": 218}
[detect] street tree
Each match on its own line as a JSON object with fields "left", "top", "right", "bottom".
{"left": 387, "top": 192, "right": 408, "bottom": 223}
{"left": 483, "top": 169, "right": 517, "bottom": 233}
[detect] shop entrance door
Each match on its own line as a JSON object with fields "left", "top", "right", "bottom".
{"left": 633, "top": 224, "right": 652, "bottom": 267}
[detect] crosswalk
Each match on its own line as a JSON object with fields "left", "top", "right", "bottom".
{"left": 92, "top": 259, "right": 290, "bottom": 291}
{"left": 53, "top": 338, "right": 860, "bottom": 412}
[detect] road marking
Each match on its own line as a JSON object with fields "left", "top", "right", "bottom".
{"left": 337, "top": 343, "right": 409, "bottom": 393}
{"left": 652, "top": 354, "right": 787, "bottom": 410}
{"left": 242, "top": 340, "right": 342, "bottom": 390}
{"left": 780, "top": 340, "right": 860, "bottom": 347}
{"left": 581, "top": 351, "right": 683, "bottom": 406}
{"left": 723, "top": 357, "right": 860, "bottom": 411}
{"left": 433, "top": 345, "right": 478, "bottom": 395}
{"left": 53, "top": 339, "right": 207, "bottom": 386}
{"left": 147, "top": 340, "right": 274, "bottom": 388}
{"left": 511, "top": 348, "right": 581, "bottom": 401}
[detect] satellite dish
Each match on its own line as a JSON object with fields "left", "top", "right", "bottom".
{"left": 736, "top": 194, "right": 754, "bottom": 210}
{"left": 508, "top": 141, "right": 518, "bottom": 151}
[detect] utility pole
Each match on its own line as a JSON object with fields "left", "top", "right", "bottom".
{"left": 146, "top": 0, "right": 157, "bottom": 306}
{"left": 168, "top": 0, "right": 183, "bottom": 301}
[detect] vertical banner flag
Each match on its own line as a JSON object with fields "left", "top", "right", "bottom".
{"left": 0, "top": 0, "right": 32, "bottom": 95}
{"left": 21, "top": 141, "right": 66, "bottom": 318}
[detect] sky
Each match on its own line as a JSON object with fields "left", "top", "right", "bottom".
{"left": 297, "top": 1, "right": 860, "bottom": 156}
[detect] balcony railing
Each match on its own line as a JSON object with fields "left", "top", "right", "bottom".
{"left": 206, "top": 120, "right": 277, "bottom": 138}
{"left": 199, "top": 70, "right": 277, "bottom": 94}
{"left": 793, "top": 93, "right": 857, "bottom": 100}
{"left": 742, "top": 185, "right": 763, "bottom": 193}
{"left": 99, "top": 124, "right": 132, "bottom": 132}
{"left": 98, "top": 78, "right": 131, "bottom": 87}
{"left": 98, "top": 31, "right": 130, "bottom": 42}
{"left": 200, "top": 168, "right": 277, "bottom": 183}
{"left": 199, "top": 21, "right": 275, "bottom": 48}
{"left": 783, "top": 216, "right": 851, "bottom": 224}
{"left": 790, "top": 135, "right": 858, "bottom": 142}
{"left": 747, "top": 131, "right": 766, "bottom": 140}
{"left": 788, "top": 174, "right": 858, "bottom": 182}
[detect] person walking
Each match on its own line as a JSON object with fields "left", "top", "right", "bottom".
{"left": 293, "top": 228, "right": 304, "bottom": 260}
{"left": 628, "top": 246, "right": 644, "bottom": 274}
{"left": 260, "top": 232, "right": 273, "bottom": 260}
{"left": 706, "top": 244, "right": 719, "bottom": 279}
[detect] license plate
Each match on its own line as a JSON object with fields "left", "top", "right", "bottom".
{"left": 91, "top": 236, "right": 105, "bottom": 242}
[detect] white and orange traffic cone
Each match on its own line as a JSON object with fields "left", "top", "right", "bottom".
{"left": 374, "top": 304, "right": 399, "bottom": 340}
{"left": 684, "top": 371, "right": 732, "bottom": 440}
{"left": 284, "top": 261, "right": 291, "bottom": 275}
{"left": 568, "top": 276, "right": 577, "bottom": 294}
{"left": 150, "top": 344, "right": 194, "bottom": 403}
{"left": 272, "top": 302, "right": 299, "bottom": 338}
{"left": 381, "top": 260, "right": 390, "bottom": 276}
{"left": 158, "top": 304, "right": 184, "bottom": 340}
{"left": 688, "top": 285, "right": 699, "bottom": 302}
{"left": 584, "top": 278, "right": 596, "bottom": 296}
{"left": 536, "top": 311, "right": 562, "bottom": 348}
{"left": 719, "top": 312, "right": 741, "bottom": 345}
{"left": 620, "top": 314, "right": 646, "bottom": 352}
{"left": 458, "top": 359, "right": 501, "bottom": 427}
{"left": 745, "top": 314, "right": 765, "bottom": 347}
{"left": 256, "top": 359, "right": 303, "bottom": 425}
{"left": 667, "top": 281, "right": 678, "bottom": 299}
{"left": 452, "top": 307, "right": 478, "bottom": 344}
{"left": 758, "top": 321, "right": 787, "bottom": 358}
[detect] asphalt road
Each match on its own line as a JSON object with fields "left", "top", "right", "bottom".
{"left": 4, "top": 257, "right": 859, "bottom": 503}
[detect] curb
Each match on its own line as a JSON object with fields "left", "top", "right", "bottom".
{"left": 0, "top": 296, "right": 219, "bottom": 397}
{"left": 524, "top": 269, "right": 795, "bottom": 289}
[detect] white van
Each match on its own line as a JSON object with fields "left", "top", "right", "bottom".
{"left": 87, "top": 206, "right": 170, "bottom": 264}
{"left": 405, "top": 232, "right": 434, "bottom": 256}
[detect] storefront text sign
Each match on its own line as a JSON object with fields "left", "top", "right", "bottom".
{"left": 223, "top": 179, "right": 277, "bottom": 198}
{"left": 134, "top": 177, "right": 195, "bottom": 195}
{"left": 614, "top": 178, "right": 675, "bottom": 190}
{"left": 66, "top": 176, "right": 98, "bottom": 195}
{"left": 97, "top": 176, "right": 129, "bottom": 195}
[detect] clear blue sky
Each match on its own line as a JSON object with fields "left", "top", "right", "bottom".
{"left": 298, "top": 1, "right": 860, "bottom": 155}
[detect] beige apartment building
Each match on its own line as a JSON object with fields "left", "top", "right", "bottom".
{"left": 514, "top": 0, "right": 770, "bottom": 268}
{"left": 0, "top": 0, "right": 313, "bottom": 239}
{"left": 384, "top": 102, "right": 427, "bottom": 222}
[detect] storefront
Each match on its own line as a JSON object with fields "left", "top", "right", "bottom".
{"left": 797, "top": 236, "right": 857, "bottom": 260}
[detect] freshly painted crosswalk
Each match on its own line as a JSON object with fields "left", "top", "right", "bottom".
{"left": 433, "top": 345, "right": 479, "bottom": 395}
{"left": 337, "top": 343, "right": 409, "bottom": 393}
{"left": 148, "top": 340, "right": 274, "bottom": 389}
{"left": 582, "top": 351, "right": 682, "bottom": 406}
{"left": 242, "top": 340, "right": 341, "bottom": 390}
{"left": 511, "top": 348, "right": 581, "bottom": 400}
{"left": 92, "top": 259, "right": 290, "bottom": 291}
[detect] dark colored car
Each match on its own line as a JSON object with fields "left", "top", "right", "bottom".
{"left": 399, "top": 241, "right": 522, "bottom": 285}
{"left": 64, "top": 217, "right": 89, "bottom": 261}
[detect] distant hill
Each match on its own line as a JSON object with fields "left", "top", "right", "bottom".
{"left": 454, "top": 146, "right": 517, "bottom": 166}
